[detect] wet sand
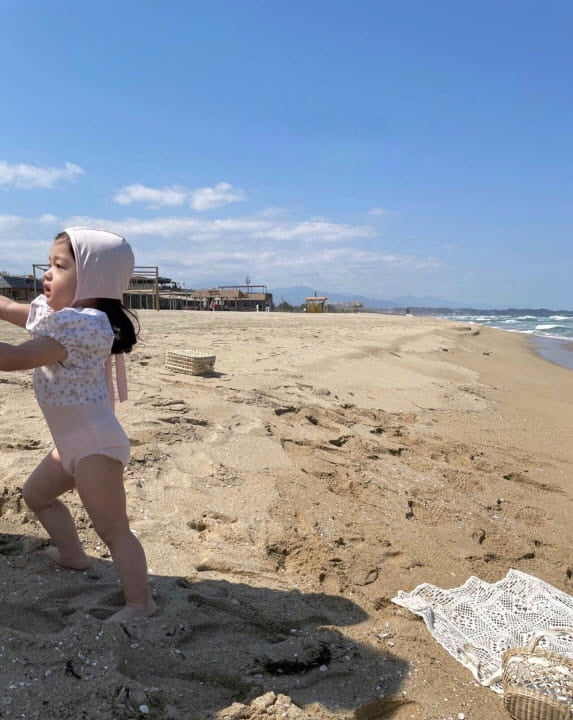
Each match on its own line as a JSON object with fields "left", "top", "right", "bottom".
{"left": 532, "top": 334, "right": 573, "bottom": 370}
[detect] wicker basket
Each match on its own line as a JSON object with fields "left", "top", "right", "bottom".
{"left": 164, "top": 350, "right": 216, "bottom": 376}
{"left": 502, "top": 628, "right": 573, "bottom": 720}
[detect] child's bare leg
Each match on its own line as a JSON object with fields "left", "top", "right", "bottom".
{"left": 22, "top": 449, "right": 91, "bottom": 570}
{"left": 75, "top": 454, "right": 156, "bottom": 622}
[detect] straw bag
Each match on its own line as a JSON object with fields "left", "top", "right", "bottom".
{"left": 165, "top": 350, "right": 216, "bottom": 376}
{"left": 502, "top": 628, "right": 573, "bottom": 720}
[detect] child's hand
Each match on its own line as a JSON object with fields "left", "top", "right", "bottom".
{"left": 0, "top": 297, "right": 30, "bottom": 328}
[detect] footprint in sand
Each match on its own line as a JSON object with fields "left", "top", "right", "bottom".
{"left": 0, "top": 603, "right": 66, "bottom": 634}
{"left": 0, "top": 489, "right": 25, "bottom": 518}
{"left": 229, "top": 415, "right": 269, "bottom": 437}
{"left": 503, "top": 471, "right": 563, "bottom": 494}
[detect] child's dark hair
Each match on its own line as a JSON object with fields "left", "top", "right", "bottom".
{"left": 93, "top": 299, "right": 139, "bottom": 354}
{"left": 57, "top": 232, "right": 139, "bottom": 354}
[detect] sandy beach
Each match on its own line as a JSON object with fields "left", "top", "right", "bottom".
{"left": 0, "top": 309, "right": 572, "bottom": 719}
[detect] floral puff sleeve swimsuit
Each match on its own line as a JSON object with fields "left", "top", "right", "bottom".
{"left": 26, "top": 295, "right": 130, "bottom": 475}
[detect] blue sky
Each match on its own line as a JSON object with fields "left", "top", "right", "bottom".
{"left": 1, "top": 0, "right": 572, "bottom": 308}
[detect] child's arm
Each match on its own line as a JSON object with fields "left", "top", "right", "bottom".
{"left": 0, "top": 297, "right": 31, "bottom": 328}
{"left": 0, "top": 336, "right": 67, "bottom": 371}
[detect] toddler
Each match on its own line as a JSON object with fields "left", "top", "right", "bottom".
{"left": 0, "top": 227, "right": 156, "bottom": 622}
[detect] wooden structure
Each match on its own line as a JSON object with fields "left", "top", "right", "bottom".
{"left": 160, "top": 285, "right": 273, "bottom": 311}
{"left": 305, "top": 295, "right": 328, "bottom": 313}
{"left": 125, "top": 268, "right": 160, "bottom": 310}
{"left": 216, "top": 285, "right": 272, "bottom": 311}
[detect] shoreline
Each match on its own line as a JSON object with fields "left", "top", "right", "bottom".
{"left": 408, "top": 309, "right": 573, "bottom": 371}
{"left": 531, "top": 334, "right": 573, "bottom": 369}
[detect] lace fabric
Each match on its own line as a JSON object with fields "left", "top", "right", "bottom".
{"left": 392, "top": 569, "right": 573, "bottom": 694}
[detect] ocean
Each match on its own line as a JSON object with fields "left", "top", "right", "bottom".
{"left": 436, "top": 309, "right": 573, "bottom": 370}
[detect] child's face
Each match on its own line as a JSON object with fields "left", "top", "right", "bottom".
{"left": 44, "top": 238, "right": 77, "bottom": 310}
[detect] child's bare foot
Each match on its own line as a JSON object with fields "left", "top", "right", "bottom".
{"left": 45, "top": 545, "right": 92, "bottom": 571}
{"left": 105, "top": 599, "right": 157, "bottom": 624}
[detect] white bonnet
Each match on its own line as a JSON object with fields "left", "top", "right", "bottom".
{"left": 64, "top": 227, "right": 134, "bottom": 304}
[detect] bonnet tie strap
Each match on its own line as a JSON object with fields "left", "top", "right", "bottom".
{"left": 105, "top": 354, "right": 128, "bottom": 408}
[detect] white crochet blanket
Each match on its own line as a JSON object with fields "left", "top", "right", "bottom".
{"left": 392, "top": 569, "right": 573, "bottom": 693}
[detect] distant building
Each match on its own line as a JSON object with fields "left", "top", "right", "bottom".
{"left": 0, "top": 272, "right": 37, "bottom": 302}
{"left": 160, "top": 285, "right": 273, "bottom": 311}
{"left": 124, "top": 269, "right": 161, "bottom": 310}
{"left": 216, "top": 285, "right": 273, "bottom": 311}
{"left": 2, "top": 266, "right": 273, "bottom": 313}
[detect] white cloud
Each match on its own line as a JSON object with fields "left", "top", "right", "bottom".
{"left": 0, "top": 161, "right": 84, "bottom": 189}
{"left": 60, "top": 214, "right": 374, "bottom": 245}
{"left": 368, "top": 207, "right": 390, "bottom": 216}
{"left": 114, "top": 184, "right": 188, "bottom": 207}
{"left": 190, "top": 182, "right": 245, "bottom": 210}
{"left": 0, "top": 215, "right": 22, "bottom": 230}
{"left": 114, "top": 181, "right": 246, "bottom": 210}
{"left": 257, "top": 220, "right": 374, "bottom": 243}
{"left": 254, "top": 207, "right": 290, "bottom": 219}
{"left": 0, "top": 212, "right": 443, "bottom": 299}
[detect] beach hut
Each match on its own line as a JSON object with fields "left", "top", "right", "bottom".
{"left": 305, "top": 295, "right": 328, "bottom": 313}
{"left": 216, "top": 285, "right": 273, "bottom": 311}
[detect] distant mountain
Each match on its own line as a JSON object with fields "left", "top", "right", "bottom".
{"left": 270, "top": 286, "right": 331, "bottom": 305}
{"left": 269, "top": 285, "right": 468, "bottom": 309}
